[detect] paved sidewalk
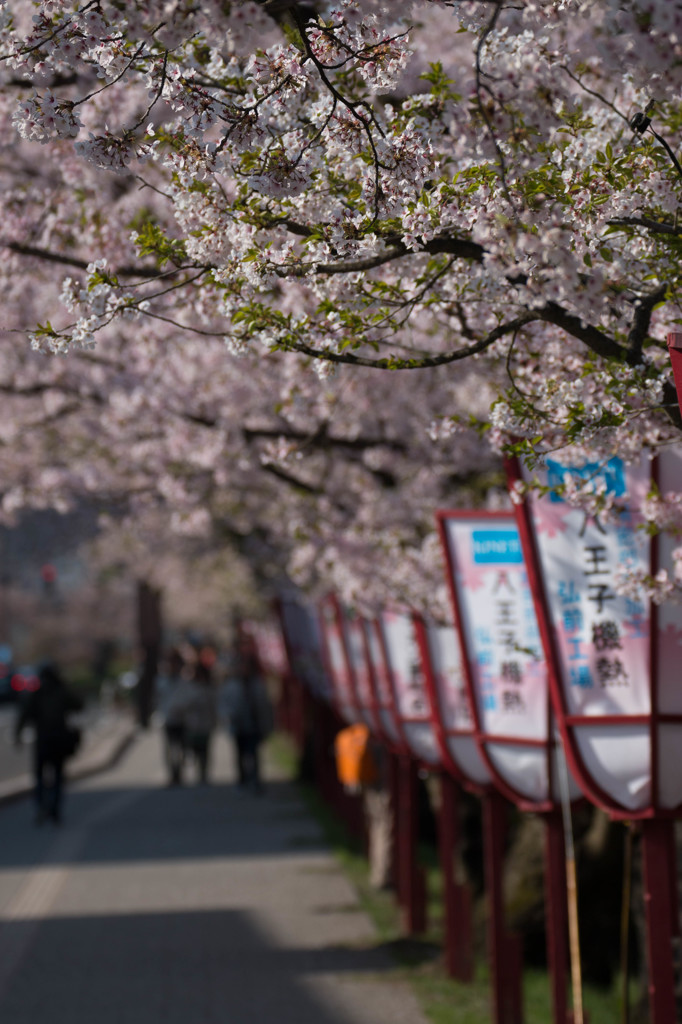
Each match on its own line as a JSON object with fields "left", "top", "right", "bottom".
{"left": 0, "top": 729, "right": 427, "bottom": 1024}
{"left": 0, "top": 708, "right": 137, "bottom": 805}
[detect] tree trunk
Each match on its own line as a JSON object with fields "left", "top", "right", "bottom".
{"left": 136, "top": 580, "right": 162, "bottom": 729}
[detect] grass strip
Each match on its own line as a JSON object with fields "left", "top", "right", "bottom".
{"left": 267, "top": 733, "right": 640, "bottom": 1024}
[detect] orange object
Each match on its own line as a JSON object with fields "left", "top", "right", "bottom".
{"left": 334, "top": 723, "right": 377, "bottom": 788}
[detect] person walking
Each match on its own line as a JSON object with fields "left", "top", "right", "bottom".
{"left": 221, "top": 637, "right": 273, "bottom": 792}
{"left": 15, "top": 662, "right": 83, "bottom": 824}
{"left": 184, "top": 660, "right": 217, "bottom": 784}
{"left": 159, "top": 647, "right": 194, "bottom": 786}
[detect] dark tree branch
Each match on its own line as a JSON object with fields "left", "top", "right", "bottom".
{"left": 4, "top": 242, "right": 188, "bottom": 281}
{"left": 277, "top": 233, "right": 485, "bottom": 277}
{"left": 608, "top": 216, "right": 682, "bottom": 236}
{"left": 538, "top": 297, "right": 682, "bottom": 430}
{"left": 260, "top": 0, "right": 316, "bottom": 15}
{"left": 7, "top": 72, "right": 79, "bottom": 89}
{"left": 261, "top": 462, "right": 322, "bottom": 495}
{"left": 537, "top": 303, "right": 625, "bottom": 362}
{"left": 242, "top": 422, "right": 408, "bottom": 452}
{"left": 626, "top": 284, "right": 667, "bottom": 364}
{"left": 286, "top": 313, "right": 539, "bottom": 369}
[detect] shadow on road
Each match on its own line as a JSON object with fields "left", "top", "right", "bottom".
{"left": 0, "top": 779, "right": 327, "bottom": 869}
{"left": 0, "top": 907, "right": 395, "bottom": 1024}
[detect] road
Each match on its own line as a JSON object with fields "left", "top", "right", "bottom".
{"left": 0, "top": 730, "right": 427, "bottom": 1024}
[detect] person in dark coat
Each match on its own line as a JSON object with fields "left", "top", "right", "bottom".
{"left": 221, "top": 638, "right": 273, "bottom": 792}
{"left": 15, "top": 663, "right": 83, "bottom": 824}
{"left": 184, "top": 660, "right": 217, "bottom": 785}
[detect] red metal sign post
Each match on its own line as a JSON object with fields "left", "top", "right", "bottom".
{"left": 373, "top": 614, "right": 428, "bottom": 936}
{"left": 414, "top": 616, "right": 483, "bottom": 982}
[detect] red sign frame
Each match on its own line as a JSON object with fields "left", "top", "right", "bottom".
{"left": 318, "top": 593, "right": 361, "bottom": 724}
{"left": 437, "top": 508, "right": 576, "bottom": 813}
{"left": 505, "top": 455, "right": 682, "bottom": 820}
{"left": 413, "top": 614, "right": 492, "bottom": 794}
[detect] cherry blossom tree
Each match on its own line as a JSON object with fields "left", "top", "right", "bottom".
{"left": 2, "top": 1, "right": 682, "bottom": 606}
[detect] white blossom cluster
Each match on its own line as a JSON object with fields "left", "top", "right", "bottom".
{"left": 3, "top": 0, "right": 682, "bottom": 607}
{"left": 12, "top": 89, "right": 81, "bottom": 141}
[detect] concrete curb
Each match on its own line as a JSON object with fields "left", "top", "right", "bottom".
{"left": 0, "top": 719, "right": 139, "bottom": 808}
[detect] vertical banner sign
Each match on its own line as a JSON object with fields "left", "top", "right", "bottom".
{"left": 510, "top": 450, "right": 682, "bottom": 1024}
{"left": 319, "top": 595, "right": 359, "bottom": 724}
{"left": 379, "top": 610, "right": 441, "bottom": 766}
{"left": 438, "top": 511, "right": 579, "bottom": 808}
{"left": 654, "top": 447, "right": 682, "bottom": 810}
{"left": 248, "top": 620, "right": 288, "bottom": 678}
{"left": 512, "top": 451, "right": 682, "bottom": 814}
{"left": 279, "top": 596, "right": 332, "bottom": 702}
{"left": 422, "top": 620, "right": 491, "bottom": 788}
{"left": 364, "top": 618, "right": 404, "bottom": 748}
{"left": 341, "top": 611, "right": 381, "bottom": 733}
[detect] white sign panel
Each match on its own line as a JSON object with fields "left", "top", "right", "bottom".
{"left": 520, "top": 451, "right": 682, "bottom": 811}
{"left": 442, "top": 516, "right": 547, "bottom": 740}
{"left": 440, "top": 512, "right": 579, "bottom": 805}
{"left": 341, "top": 613, "right": 378, "bottom": 730}
{"left": 364, "top": 619, "right": 402, "bottom": 746}
{"left": 249, "top": 621, "right": 288, "bottom": 677}
{"left": 424, "top": 621, "right": 491, "bottom": 787}
{"left": 523, "top": 455, "right": 651, "bottom": 719}
{"left": 319, "top": 598, "right": 357, "bottom": 723}
{"left": 379, "top": 611, "right": 441, "bottom": 766}
{"left": 279, "top": 597, "right": 331, "bottom": 701}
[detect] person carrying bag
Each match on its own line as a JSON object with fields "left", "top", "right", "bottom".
{"left": 15, "top": 662, "right": 83, "bottom": 824}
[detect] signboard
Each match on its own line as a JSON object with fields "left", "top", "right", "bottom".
{"left": 418, "top": 619, "right": 491, "bottom": 788}
{"left": 438, "top": 510, "right": 581, "bottom": 808}
{"left": 248, "top": 620, "right": 289, "bottom": 678}
{"left": 318, "top": 595, "right": 359, "bottom": 724}
{"left": 379, "top": 610, "right": 441, "bottom": 766}
{"left": 364, "top": 617, "right": 403, "bottom": 748}
{"left": 341, "top": 610, "right": 381, "bottom": 733}
{"left": 510, "top": 450, "right": 682, "bottom": 814}
{"left": 278, "top": 596, "right": 331, "bottom": 702}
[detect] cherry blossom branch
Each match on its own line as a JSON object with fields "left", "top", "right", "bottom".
{"left": 71, "top": 40, "right": 149, "bottom": 109}
{"left": 504, "top": 328, "right": 553, "bottom": 422}
{"left": 474, "top": 1, "right": 516, "bottom": 212}
{"left": 278, "top": 233, "right": 484, "bottom": 277}
{"left": 0, "top": 1, "right": 99, "bottom": 63}
{"left": 292, "top": 7, "right": 386, "bottom": 221}
{"left": 559, "top": 64, "right": 630, "bottom": 125}
{"left": 285, "top": 313, "right": 538, "bottom": 368}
